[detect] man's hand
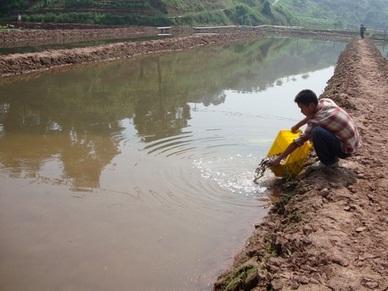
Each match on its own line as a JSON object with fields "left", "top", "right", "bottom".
{"left": 267, "top": 156, "right": 283, "bottom": 167}
{"left": 267, "top": 141, "right": 299, "bottom": 167}
{"left": 291, "top": 125, "right": 299, "bottom": 133}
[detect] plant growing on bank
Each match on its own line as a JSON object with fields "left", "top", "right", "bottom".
{"left": 0, "top": 0, "right": 28, "bottom": 16}
{"left": 64, "top": 0, "right": 95, "bottom": 8}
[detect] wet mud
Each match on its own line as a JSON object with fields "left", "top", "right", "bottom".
{"left": 214, "top": 39, "right": 388, "bottom": 290}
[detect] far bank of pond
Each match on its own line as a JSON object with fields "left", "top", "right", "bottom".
{"left": 0, "top": 25, "right": 359, "bottom": 77}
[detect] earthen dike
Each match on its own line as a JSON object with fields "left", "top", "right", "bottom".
{"left": 215, "top": 39, "right": 388, "bottom": 291}
{"left": 0, "top": 25, "right": 359, "bottom": 77}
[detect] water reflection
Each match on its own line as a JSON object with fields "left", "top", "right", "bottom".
{"left": 0, "top": 37, "right": 344, "bottom": 190}
{"left": 376, "top": 40, "right": 388, "bottom": 58}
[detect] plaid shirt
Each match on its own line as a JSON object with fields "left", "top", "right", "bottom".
{"left": 294, "top": 98, "right": 361, "bottom": 154}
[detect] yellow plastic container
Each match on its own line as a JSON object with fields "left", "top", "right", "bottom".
{"left": 266, "top": 129, "right": 312, "bottom": 178}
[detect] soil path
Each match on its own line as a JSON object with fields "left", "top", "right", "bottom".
{"left": 215, "top": 39, "right": 388, "bottom": 290}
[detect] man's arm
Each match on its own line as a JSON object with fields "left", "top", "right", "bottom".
{"left": 269, "top": 122, "right": 313, "bottom": 166}
{"left": 291, "top": 116, "right": 310, "bottom": 133}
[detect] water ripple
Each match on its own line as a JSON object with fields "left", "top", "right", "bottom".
{"left": 143, "top": 132, "right": 227, "bottom": 158}
{"left": 135, "top": 128, "right": 267, "bottom": 209}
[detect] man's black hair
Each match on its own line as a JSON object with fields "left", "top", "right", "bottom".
{"left": 294, "top": 89, "right": 318, "bottom": 106}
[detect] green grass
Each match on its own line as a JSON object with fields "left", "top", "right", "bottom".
{"left": 219, "top": 265, "right": 258, "bottom": 291}
{"left": 3, "top": 0, "right": 388, "bottom": 28}
{"left": 24, "top": 12, "right": 172, "bottom": 26}
{"left": 1, "top": 0, "right": 287, "bottom": 26}
{"left": 274, "top": 0, "right": 388, "bottom": 29}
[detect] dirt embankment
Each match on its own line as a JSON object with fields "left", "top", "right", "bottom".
{"left": 214, "top": 39, "right": 388, "bottom": 291}
{"left": 0, "top": 25, "right": 357, "bottom": 50}
{"left": 0, "top": 25, "right": 362, "bottom": 78}
{"left": 0, "top": 31, "right": 262, "bottom": 77}
{"left": 259, "top": 25, "right": 357, "bottom": 40}
{"left": 0, "top": 26, "right": 157, "bottom": 48}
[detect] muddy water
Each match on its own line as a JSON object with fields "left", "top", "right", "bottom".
{"left": 0, "top": 37, "right": 344, "bottom": 291}
{"left": 377, "top": 40, "right": 388, "bottom": 58}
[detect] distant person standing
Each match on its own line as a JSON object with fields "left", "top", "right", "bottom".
{"left": 17, "top": 14, "right": 22, "bottom": 25}
{"left": 360, "top": 24, "right": 366, "bottom": 39}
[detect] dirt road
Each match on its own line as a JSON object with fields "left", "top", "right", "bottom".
{"left": 215, "top": 39, "right": 388, "bottom": 290}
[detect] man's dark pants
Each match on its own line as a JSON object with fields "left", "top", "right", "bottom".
{"left": 311, "top": 127, "right": 349, "bottom": 166}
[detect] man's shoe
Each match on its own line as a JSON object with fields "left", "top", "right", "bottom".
{"left": 327, "top": 161, "right": 339, "bottom": 169}
{"left": 310, "top": 161, "right": 339, "bottom": 171}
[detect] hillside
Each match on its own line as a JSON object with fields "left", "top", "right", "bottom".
{"left": 0, "top": 0, "right": 172, "bottom": 26}
{"left": 0, "top": 0, "right": 288, "bottom": 26}
{"left": 1, "top": 0, "right": 388, "bottom": 28}
{"left": 273, "top": 0, "right": 388, "bottom": 29}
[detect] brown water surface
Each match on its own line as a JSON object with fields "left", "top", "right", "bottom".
{"left": 0, "top": 37, "right": 344, "bottom": 290}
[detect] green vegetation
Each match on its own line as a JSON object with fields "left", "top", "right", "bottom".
{"left": 0, "top": 0, "right": 287, "bottom": 26}
{"left": 24, "top": 12, "right": 171, "bottom": 26}
{"left": 1, "top": 0, "right": 388, "bottom": 28}
{"left": 219, "top": 265, "right": 258, "bottom": 291}
{"left": 0, "top": 0, "right": 29, "bottom": 13}
{"left": 161, "top": 0, "right": 287, "bottom": 25}
{"left": 273, "top": 0, "right": 388, "bottom": 29}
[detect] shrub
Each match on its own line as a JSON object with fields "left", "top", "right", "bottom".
{"left": 64, "top": 0, "right": 95, "bottom": 8}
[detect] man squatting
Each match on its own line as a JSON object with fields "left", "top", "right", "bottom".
{"left": 269, "top": 89, "right": 361, "bottom": 169}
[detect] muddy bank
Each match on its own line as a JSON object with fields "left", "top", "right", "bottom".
{"left": 0, "top": 25, "right": 256, "bottom": 49}
{"left": 259, "top": 25, "right": 357, "bottom": 39}
{"left": 0, "top": 25, "right": 360, "bottom": 77}
{"left": 0, "top": 26, "right": 157, "bottom": 48}
{"left": 0, "top": 25, "right": 358, "bottom": 50}
{"left": 215, "top": 39, "right": 388, "bottom": 290}
{"left": 4, "top": 21, "right": 117, "bottom": 30}
{"left": 0, "top": 31, "right": 263, "bottom": 77}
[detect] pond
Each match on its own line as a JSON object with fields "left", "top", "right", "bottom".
{"left": 0, "top": 37, "right": 344, "bottom": 290}
{"left": 376, "top": 40, "right": 388, "bottom": 58}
